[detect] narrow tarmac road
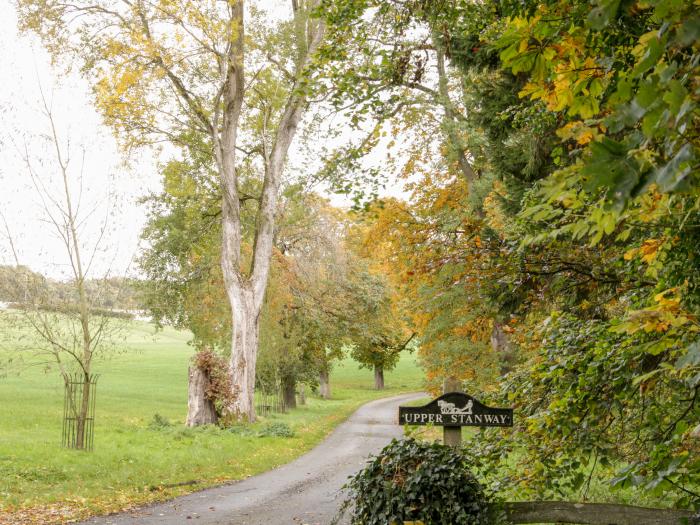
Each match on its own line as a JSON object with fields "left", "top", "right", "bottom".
{"left": 79, "top": 392, "right": 423, "bottom": 525}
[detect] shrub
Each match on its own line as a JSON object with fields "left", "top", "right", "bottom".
{"left": 192, "top": 348, "right": 235, "bottom": 417}
{"left": 148, "top": 413, "right": 172, "bottom": 430}
{"left": 339, "top": 438, "right": 492, "bottom": 525}
{"left": 257, "top": 422, "right": 295, "bottom": 438}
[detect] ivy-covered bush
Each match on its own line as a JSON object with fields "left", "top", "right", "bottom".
{"left": 192, "top": 348, "right": 235, "bottom": 418}
{"left": 339, "top": 438, "right": 493, "bottom": 525}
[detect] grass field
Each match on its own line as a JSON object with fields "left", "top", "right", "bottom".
{"left": 0, "top": 319, "right": 424, "bottom": 524}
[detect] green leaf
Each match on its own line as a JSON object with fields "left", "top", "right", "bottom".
{"left": 676, "top": 15, "right": 700, "bottom": 46}
{"left": 652, "top": 143, "right": 694, "bottom": 192}
{"left": 641, "top": 104, "right": 665, "bottom": 138}
{"left": 587, "top": 0, "right": 621, "bottom": 30}
{"left": 632, "top": 368, "right": 664, "bottom": 386}
{"left": 632, "top": 36, "right": 664, "bottom": 78}
{"left": 662, "top": 79, "right": 688, "bottom": 116}
{"left": 675, "top": 341, "right": 700, "bottom": 369}
{"left": 581, "top": 138, "right": 640, "bottom": 205}
{"left": 636, "top": 80, "right": 659, "bottom": 109}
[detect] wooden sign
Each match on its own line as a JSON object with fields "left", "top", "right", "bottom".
{"left": 399, "top": 392, "right": 513, "bottom": 428}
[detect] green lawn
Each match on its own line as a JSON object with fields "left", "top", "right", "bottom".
{"left": 0, "top": 319, "right": 424, "bottom": 524}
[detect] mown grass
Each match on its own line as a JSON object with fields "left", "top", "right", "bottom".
{"left": 0, "top": 319, "right": 424, "bottom": 524}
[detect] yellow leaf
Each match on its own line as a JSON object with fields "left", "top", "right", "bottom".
{"left": 576, "top": 129, "right": 594, "bottom": 144}
{"left": 640, "top": 238, "right": 662, "bottom": 263}
{"left": 624, "top": 248, "right": 638, "bottom": 261}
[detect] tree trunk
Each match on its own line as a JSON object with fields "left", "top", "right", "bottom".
{"left": 503, "top": 501, "right": 696, "bottom": 525}
{"left": 319, "top": 369, "right": 331, "bottom": 399}
{"left": 211, "top": 0, "right": 327, "bottom": 419}
{"left": 491, "top": 321, "right": 515, "bottom": 374}
{"left": 225, "top": 286, "right": 260, "bottom": 422}
{"left": 186, "top": 366, "right": 218, "bottom": 427}
{"left": 219, "top": 10, "right": 325, "bottom": 423}
{"left": 298, "top": 384, "right": 306, "bottom": 405}
{"left": 75, "top": 375, "right": 91, "bottom": 449}
{"left": 432, "top": 31, "right": 476, "bottom": 183}
{"left": 374, "top": 365, "right": 385, "bottom": 390}
{"left": 282, "top": 375, "right": 297, "bottom": 410}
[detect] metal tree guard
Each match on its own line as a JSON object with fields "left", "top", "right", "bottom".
{"left": 62, "top": 373, "right": 98, "bottom": 451}
{"left": 255, "top": 377, "right": 286, "bottom": 415}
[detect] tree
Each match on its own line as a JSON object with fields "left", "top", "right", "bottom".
{"left": 0, "top": 265, "right": 47, "bottom": 304}
{"left": 0, "top": 86, "right": 124, "bottom": 449}
{"left": 344, "top": 224, "right": 415, "bottom": 390}
{"left": 17, "top": 0, "right": 326, "bottom": 421}
{"left": 351, "top": 329, "right": 413, "bottom": 390}
{"left": 313, "top": 0, "right": 483, "bottom": 206}
{"left": 320, "top": 0, "right": 700, "bottom": 506}
{"left": 140, "top": 171, "right": 363, "bottom": 416}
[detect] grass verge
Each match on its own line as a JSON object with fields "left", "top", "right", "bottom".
{"left": 0, "top": 320, "right": 424, "bottom": 524}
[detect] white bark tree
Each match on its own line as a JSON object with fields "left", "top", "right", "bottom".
{"left": 16, "top": 0, "right": 325, "bottom": 421}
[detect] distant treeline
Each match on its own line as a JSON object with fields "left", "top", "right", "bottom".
{"left": 0, "top": 265, "right": 145, "bottom": 313}
{"left": 5, "top": 302, "right": 137, "bottom": 320}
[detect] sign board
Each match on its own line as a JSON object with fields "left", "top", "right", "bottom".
{"left": 399, "top": 392, "right": 513, "bottom": 428}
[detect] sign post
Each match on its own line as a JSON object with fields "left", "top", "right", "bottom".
{"left": 443, "top": 377, "right": 462, "bottom": 447}
{"left": 398, "top": 384, "right": 513, "bottom": 448}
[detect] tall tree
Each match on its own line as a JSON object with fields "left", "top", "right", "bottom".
{"left": 140, "top": 170, "right": 362, "bottom": 415}
{"left": 17, "top": 0, "right": 325, "bottom": 420}
{"left": 321, "top": 0, "right": 700, "bottom": 505}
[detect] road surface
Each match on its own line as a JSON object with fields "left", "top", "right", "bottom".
{"left": 79, "top": 392, "right": 423, "bottom": 525}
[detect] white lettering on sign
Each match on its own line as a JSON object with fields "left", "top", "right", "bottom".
{"left": 401, "top": 412, "right": 449, "bottom": 424}
{"left": 402, "top": 411, "right": 510, "bottom": 426}
{"left": 399, "top": 395, "right": 513, "bottom": 428}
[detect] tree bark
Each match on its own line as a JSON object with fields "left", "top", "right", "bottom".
{"left": 502, "top": 501, "right": 696, "bottom": 525}
{"left": 282, "top": 374, "right": 297, "bottom": 410}
{"left": 491, "top": 321, "right": 515, "bottom": 374}
{"left": 75, "top": 374, "right": 92, "bottom": 449}
{"left": 432, "top": 31, "right": 476, "bottom": 183}
{"left": 319, "top": 369, "right": 331, "bottom": 399}
{"left": 186, "top": 366, "right": 218, "bottom": 427}
{"left": 374, "top": 365, "right": 385, "bottom": 390}
{"left": 225, "top": 286, "right": 260, "bottom": 421}
{"left": 298, "top": 384, "right": 306, "bottom": 405}
{"left": 220, "top": 6, "right": 325, "bottom": 423}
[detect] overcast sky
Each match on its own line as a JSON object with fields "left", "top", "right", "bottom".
{"left": 0, "top": 1, "right": 409, "bottom": 281}
{"left": 0, "top": 0, "right": 161, "bottom": 280}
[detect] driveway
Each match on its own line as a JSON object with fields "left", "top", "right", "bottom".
{"left": 78, "top": 392, "right": 423, "bottom": 525}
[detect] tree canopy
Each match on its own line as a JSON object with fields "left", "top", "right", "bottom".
{"left": 319, "top": 0, "right": 700, "bottom": 507}
{"left": 10, "top": 0, "right": 700, "bottom": 510}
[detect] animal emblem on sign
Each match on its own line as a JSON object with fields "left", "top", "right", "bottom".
{"left": 437, "top": 399, "right": 473, "bottom": 415}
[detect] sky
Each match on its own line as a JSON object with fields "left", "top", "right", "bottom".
{"left": 0, "top": 1, "right": 409, "bottom": 281}
{"left": 0, "top": 0, "right": 159, "bottom": 280}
